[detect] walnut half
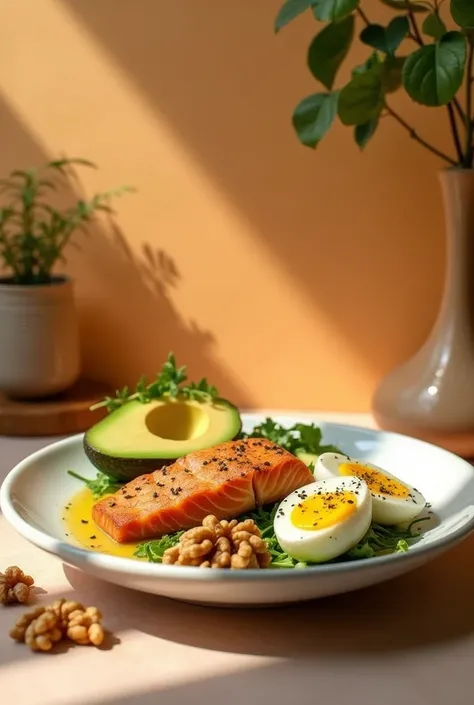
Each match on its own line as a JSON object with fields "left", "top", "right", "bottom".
{"left": 0, "top": 566, "right": 35, "bottom": 606}
{"left": 163, "top": 515, "right": 272, "bottom": 569}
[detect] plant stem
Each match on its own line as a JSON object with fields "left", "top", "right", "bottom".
{"left": 355, "top": 6, "right": 370, "bottom": 25}
{"left": 447, "top": 103, "right": 464, "bottom": 163}
{"left": 464, "top": 40, "right": 474, "bottom": 168}
{"left": 453, "top": 98, "right": 466, "bottom": 124}
{"left": 385, "top": 105, "right": 458, "bottom": 166}
{"left": 408, "top": 10, "right": 423, "bottom": 46}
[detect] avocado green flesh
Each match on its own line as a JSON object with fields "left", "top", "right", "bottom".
{"left": 84, "top": 397, "right": 242, "bottom": 482}
{"left": 296, "top": 451, "right": 319, "bottom": 469}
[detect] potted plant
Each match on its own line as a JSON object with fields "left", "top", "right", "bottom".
{"left": 0, "top": 158, "right": 132, "bottom": 399}
{"left": 275, "top": 0, "right": 474, "bottom": 453}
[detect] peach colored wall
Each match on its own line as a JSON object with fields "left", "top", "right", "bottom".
{"left": 0, "top": 0, "right": 451, "bottom": 412}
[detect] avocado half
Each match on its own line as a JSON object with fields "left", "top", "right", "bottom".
{"left": 84, "top": 397, "right": 242, "bottom": 482}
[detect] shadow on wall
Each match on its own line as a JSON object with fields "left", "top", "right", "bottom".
{"left": 61, "top": 0, "right": 448, "bottom": 379}
{"left": 0, "top": 98, "right": 252, "bottom": 406}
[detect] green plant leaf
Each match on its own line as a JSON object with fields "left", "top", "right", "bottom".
{"left": 381, "top": 55, "right": 406, "bottom": 92}
{"left": 422, "top": 13, "right": 447, "bottom": 40}
{"left": 312, "top": 0, "right": 359, "bottom": 22}
{"left": 308, "top": 16, "right": 354, "bottom": 89}
{"left": 360, "top": 16, "right": 409, "bottom": 55}
{"left": 354, "top": 117, "right": 379, "bottom": 149}
{"left": 379, "top": 0, "right": 428, "bottom": 12}
{"left": 386, "top": 16, "right": 410, "bottom": 53}
{"left": 292, "top": 92, "right": 339, "bottom": 147}
{"left": 360, "top": 24, "right": 386, "bottom": 53}
{"left": 402, "top": 31, "right": 467, "bottom": 106}
{"left": 352, "top": 52, "right": 381, "bottom": 76}
{"left": 338, "top": 70, "right": 384, "bottom": 125}
{"left": 274, "top": 0, "right": 313, "bottom": 32}
{"left": 450, "top": 1, "right": 474, "bottom": 29}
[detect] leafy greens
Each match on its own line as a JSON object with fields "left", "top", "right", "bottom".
{"left": 240, "top": 417, "right": 341, "bottom": 456}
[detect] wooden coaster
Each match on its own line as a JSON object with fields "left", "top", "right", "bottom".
{"left": 0, "top": 378, "right": 113, "bottom": 437}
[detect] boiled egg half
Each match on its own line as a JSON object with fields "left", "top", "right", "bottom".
{"left": 273, "top": 476, "right": 372, "bottom": 563}
{"left": 314, "top": 453, "right": 426, "bottom": 526}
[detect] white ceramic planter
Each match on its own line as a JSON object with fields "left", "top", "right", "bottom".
{"left": 0, "top": 277, "right": 81, "bottom": 399}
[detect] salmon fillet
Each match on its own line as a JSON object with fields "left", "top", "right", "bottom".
{"left": 92, "top": 438, "right": 313, "bottom": 543}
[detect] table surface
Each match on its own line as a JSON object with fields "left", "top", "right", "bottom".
{"left": 1, "top": 413, "right": 473, "bottom": 705}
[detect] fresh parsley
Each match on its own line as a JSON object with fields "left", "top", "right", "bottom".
{"left": 134, "top": 531, "right": 184, "bottom": 562}
{"left": 67, "top": 470, "right": 122, "bottom": 499}
{"left": 338, "top": 518, "right": 429, "bottom": 562}
{"left": 89, "top": 353, "right": 219, "bottom": 414}
{"left": 241, "top": 417, "right": 341, "bottom": 457}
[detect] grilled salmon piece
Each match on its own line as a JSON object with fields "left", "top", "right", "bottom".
{"left": 92, "top": 438, "right": 313, "bottom": 543}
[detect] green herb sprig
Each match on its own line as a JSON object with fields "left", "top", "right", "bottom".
{"left": 241, "top": 417, "right": 341, "bottom": 456}
{"left": 67, "top": 470, "right": 122, "bottom": 499}
{"left": 90, "top": 353, "right": 219, "bottom": 414}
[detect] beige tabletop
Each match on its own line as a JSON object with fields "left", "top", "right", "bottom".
{"left": 1, "top": 414, "right": 473, "bottom": 705}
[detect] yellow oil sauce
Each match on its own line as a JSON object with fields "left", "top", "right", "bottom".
{"left": 62, "top": 488, "right": 143, "bottom": 560}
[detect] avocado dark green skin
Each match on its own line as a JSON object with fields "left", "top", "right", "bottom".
{"left": 83, "top": 407, "right": 243, "bottom": 483}
{"left": 83, "top": 436, "right": 178, "bottom": 482}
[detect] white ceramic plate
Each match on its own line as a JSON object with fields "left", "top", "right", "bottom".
{"left": 2, "top": 413, "right": 474, "bottom": 607}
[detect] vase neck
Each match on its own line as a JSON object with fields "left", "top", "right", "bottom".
{"left": 438, "top": 170, "right": 474, "bottom": 329}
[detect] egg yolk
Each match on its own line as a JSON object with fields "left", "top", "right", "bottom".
{"left": 291, "top": 490, "right": 358, "bottom": 531}
{"left": 338, "top": 462, "right": 410, "bottom": 498}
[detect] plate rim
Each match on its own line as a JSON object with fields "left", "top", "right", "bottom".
{"left": 2, "top": 415, "right": 474, "bottom": 583}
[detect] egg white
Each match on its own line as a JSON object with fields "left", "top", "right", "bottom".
{"left": 314, "top": 452, "right": 426, "bottom": 526}
{"left": 273, "top": 476, "right": 372, "bottom": 563}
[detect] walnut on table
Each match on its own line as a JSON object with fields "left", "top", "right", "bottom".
{"left": 0, "top": 566, "right": 35, "bottom": 605}
{"left": 9, "top": 599, "right": 105, "bottom": 651}
{"left": 163, "top": 515, "right": 272, "bottom": 569}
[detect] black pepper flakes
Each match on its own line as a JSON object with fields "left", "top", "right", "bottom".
{"left": 153, "top": 492, "right": 158, "bottom": 498}
{"left": 81, "top": 519, "right": 88, "bottom": 524}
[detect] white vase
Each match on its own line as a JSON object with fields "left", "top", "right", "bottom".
{"left": 372, "top": 169, "right": 474, "bottom": 456}
{"left": 0, "top": 276, "right": 81, "bottom": 399}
